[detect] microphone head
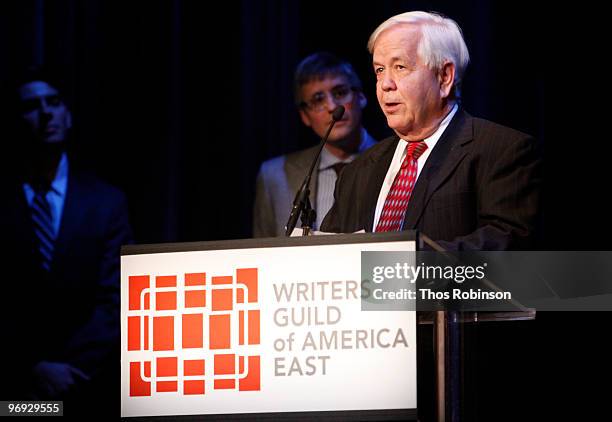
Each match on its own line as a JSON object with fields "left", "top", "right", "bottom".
{"left": 332, "top": 105, "right": 345, "bottom": 121}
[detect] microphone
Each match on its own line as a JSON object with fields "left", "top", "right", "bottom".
{"left": 331, "top": 105, "right": 345, "bottom": 122}
{"left": 284, "top": 105, "right": 345, "bottom": 236}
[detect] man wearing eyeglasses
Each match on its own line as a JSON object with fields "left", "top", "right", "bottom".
{"left": 253, "top": 52, "right": 377, "bottom": 237}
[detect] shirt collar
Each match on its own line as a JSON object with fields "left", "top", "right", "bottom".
{"left": 319, "top": 127, "right": 372, "bottom": 170}
{"left": 400, "top": 103, "right": 458, "bottom": 146}
{"left": 49, "top": 152, "right": 69, "bottom": 196}
{"left": 396, "top": 104, "right": 459, "bottom": 159}
{"left": 23, "top": 152, "right": 69, "bottom": 195}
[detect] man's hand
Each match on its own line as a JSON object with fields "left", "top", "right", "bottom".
{"left": 31, "top": 361, "right": 91, "bottom": 399}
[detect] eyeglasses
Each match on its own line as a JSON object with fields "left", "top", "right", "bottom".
{"left": 300, "top": 84, "right": 357, "bottom": 112}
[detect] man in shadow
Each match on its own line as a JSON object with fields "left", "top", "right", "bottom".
{"left": 0, "top": 66, "right": 132, "bottom": 416}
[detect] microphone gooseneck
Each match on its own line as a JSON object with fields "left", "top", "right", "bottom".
{"left": 284, "top": 106, "right": 345, "bottom": 236}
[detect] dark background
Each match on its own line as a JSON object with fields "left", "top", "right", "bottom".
{"left": 1, "top": 0, "right": 608, "bottom": 420}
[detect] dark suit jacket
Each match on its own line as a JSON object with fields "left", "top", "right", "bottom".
{"left": 1, "top": 163, "right": 132, "bottom": 397}
{"left": 320, "top": 110, "right": 541, "bottom": 250}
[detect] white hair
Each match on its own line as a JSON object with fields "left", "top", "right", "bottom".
{"left": 367, "top": 11, "right": 470, "bottom": 97}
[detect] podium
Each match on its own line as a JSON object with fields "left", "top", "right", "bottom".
{"left": 417, "top": 235, "right": 536, "bottom": 421}
{"left": 120, "top": 231, "right": 534, "bottom": 421}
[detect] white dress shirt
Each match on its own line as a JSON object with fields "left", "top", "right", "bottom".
{"left": 23, "top": 153, "right": 69, "bottom": 238}
{"left": 373, "top": 104, "right": 458, "bottom": 231}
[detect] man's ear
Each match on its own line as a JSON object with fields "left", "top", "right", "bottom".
{"left": 299, "top": 108, "right": 312, "bottom": 127}
{"left": 439, "top": 61, "right": 456, "bottom": 99}
{"left": 65, "top": 110, "right": 73, "bottom": 129}
{"left": 358, "top": 91, "right": 367, "bottom": 109}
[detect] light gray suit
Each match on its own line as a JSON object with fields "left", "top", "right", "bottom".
{"left": 253, "top": 131, "right": 376, "bottom": 237}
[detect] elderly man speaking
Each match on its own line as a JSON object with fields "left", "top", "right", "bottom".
{"left": 321, "top": 11, "right": 541, "bottom": 251}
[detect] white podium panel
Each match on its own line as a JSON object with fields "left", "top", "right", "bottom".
{"left": 121, "top": 235, "right": 417, "bottom": 418}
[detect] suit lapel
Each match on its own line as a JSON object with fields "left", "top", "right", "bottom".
{"left": 285, "top": 145, "right": 320, "bottom": 206}
{"left": 403, "top": 110, "right": 474, "bottom": 229}
{"left": 3, "top": 178, "right": 50, "bottom": 285}
{"left": 9, "top": 180, "right": 38, "bottom": 252}
{"left": 364, "top": 136, "right": 400, "bottom": 231}
{"left": 54, "top": 172, "right": 87, "bottom": 259}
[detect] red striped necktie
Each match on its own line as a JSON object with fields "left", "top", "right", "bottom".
{"left": 375, "top": 141, "right": 428, "bottom": 232}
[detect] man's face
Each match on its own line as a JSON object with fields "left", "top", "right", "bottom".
{"left": 298, "top": 75, "right": 365, "bottom": 143}
{"left": 372, "top": 24, "right": 450, "bottom": 140}
{"left": 18, "top": 81, "right": 72, "bottom": 144}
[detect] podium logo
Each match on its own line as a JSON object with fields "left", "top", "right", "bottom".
{"left": 127, "top": 268, "right": 260, "bottom": 396}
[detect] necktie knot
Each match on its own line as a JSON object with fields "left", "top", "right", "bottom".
{"left": 406, "top": 140, "right": 428, "bottom": 159}
{"left": 400, "top": 141, "right": 427, "bottom": 169}
{"left": 331, "top": 162, "right": 348, "bottom": 176}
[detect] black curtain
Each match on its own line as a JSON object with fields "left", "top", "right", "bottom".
{"left": 1, "top": 0, "right": 605, "bottom": 247}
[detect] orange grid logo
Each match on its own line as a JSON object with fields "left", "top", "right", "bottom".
{"left": 127, "top": 268, "right": 260, "bottom": 396}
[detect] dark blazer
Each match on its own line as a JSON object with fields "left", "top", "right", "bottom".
{"left": 1, "top": 163, "right": 132, "bottom": 397}
{"left": 320, "top": 110, "right": 541, "bottom": 250}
